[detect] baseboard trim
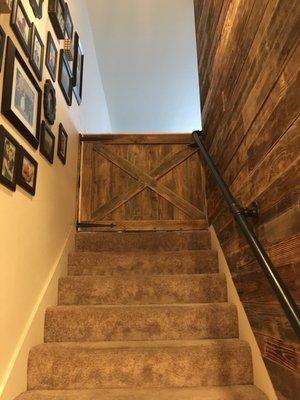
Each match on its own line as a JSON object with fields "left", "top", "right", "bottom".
{"left": 0, "top": 226, "right": 75, "bottom": 400}
{"left": 209, "top": 225, "right": 277, "bottom": 400}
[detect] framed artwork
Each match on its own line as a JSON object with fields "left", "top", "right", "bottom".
{"left": 57, "top": 123, "right": 68, "bottom": 164}
{"left": 58, "top": 50, "right": 72, "bottom": 106}
{"left": 44, "top": 79, "right": 56, "bottom": 125}
{"left": 10, "top": 0, "right": 32, "bottom": 56}
{"left": 48, "top": 0, "right": 65, "bottom": 40}
{"left": 73, "top": 32, "right": 84, "bottom": 105}
{"left": 17, "top": 146, "right": 37, "bottom": 195}
{"left": 0, "top": 25, "right": 6, "bottom": 71}
{"left": 29, "top": 0, "right": 43, "bottom": 19}
{"left": 2, "top": 38, "right": 42, "bottom": 149}
{"left": 45, "top": 32, "right": 57, "bottom": 82}
{"left": 0, "top": 125, "right": 19, "bottom": 191}
{"left": 0, "top": 0, "right": 13, "bottom": 13}
{"left": 64, "top": 2, "right": 73, "bottom": 39}
{"left": 40, "top": 121, "right": 55, "bottom": 163}
{"left": 30, "top": 24, "right": 44, "bottom": 81}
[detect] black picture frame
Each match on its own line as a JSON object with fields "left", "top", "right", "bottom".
{"left": 73, "top": 32, "right": 84, "bottom": 105}
{"left": 0, "top": 125, "right": 19, "bottom": 191}
{"left": 57, "top": 123, "right": 68, "bottom": 164}
{"left": 40, "top": 121, "right": 55, "bottom": 164}
{"left": 29, "top": 0, "right": 44, "bottom": 19}
{"left": 0, "top": 26, "right": 6, "bottom": 72}
{"left": 44, "top": 79, "right": 56, "bottom": 125}
{"left": 10, "top": 0, "right": 32, "bottom": 56}
{"left": 64, "top": 2, "right": 73, "bottom": 40}
{"left": 48, "top": 0, "right": 65, "bottom": 40}
{"left": 58, "top": 49, "right": 72, "bottom": 106}
{"left": 45, "top": 32, "right": 58, "bottom": 82}
{"left": 17, "top": 146, "right": 38, "bottom": 195}
{"left": 30, "top": 24, "right": 44, "bottom": 81}
{"left": 2, "top": 38, "right": 42, "bottom": 149}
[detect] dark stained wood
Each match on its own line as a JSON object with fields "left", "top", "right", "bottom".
{"left": 79, "top": 135, "right": 206, "bottom": 228}
{"left": 81, "top": 134, "right": 194, "bottom": 144}
{"left": 194, "top": 0, "right": 300, "bottom": 398}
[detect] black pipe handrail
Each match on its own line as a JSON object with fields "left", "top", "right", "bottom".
{"left": 192, "top": 130, "right": 300, "bottom": 338}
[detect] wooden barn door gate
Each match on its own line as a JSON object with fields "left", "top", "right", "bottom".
{"left": 78, "top": 134, "right": 207, "bottom": 232}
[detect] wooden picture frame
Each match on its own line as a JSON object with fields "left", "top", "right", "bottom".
{"left": 45, "top": 31, "right": 58, "bottom": 82}
{"left": 58, "top": 49, "right": 72, "bottom": 106}
{"left": 0, "top": 25, "right": 6, "bottom": 71}
{"left": 48, "top": 0, "right": 65, "bottom": 40}
{"left": 44, "top": 79, "right": 56, "bottom": 125}
{"left": 30, "top": 24, "right": 44, "bottom": 81}
{"left": 0, "top": 125, "right": 19, "bottom": 191}
{"left": 29, "top": 0, "right": 43, "bottom": 19}
{"left": 40, "top": 121, "right": 55, "bottom": 164}
{"left": 2, "top": 38, "right": 42, "bottom": 149}
{"left": 57, "top": 123, "right": 68, "bottom": 164}
{"left": 10, "top": 0, "right": 32, "bottom": 56}
{"left": 73, "top": 32, "right": 84, "bottom": 105}
{"left": 17, "top": 146, "right": 38, "bottom": 195}
{"left": 0, "top": 0, "right": 13, "bottom": 14}
{"left": 64, "top": 2, "right": 73, "bottom": 40}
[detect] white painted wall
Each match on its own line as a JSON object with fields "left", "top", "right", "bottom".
{"left": 86, "top": 0, "right": 201, "bottom": 133}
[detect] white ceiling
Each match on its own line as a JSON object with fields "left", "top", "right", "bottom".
{"left": 86, "top": 0, "right": 201, "bottom": 132}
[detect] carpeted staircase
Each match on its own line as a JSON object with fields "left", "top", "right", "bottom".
{"left": 16, "top": 230, "right": 268, "bottom": 399}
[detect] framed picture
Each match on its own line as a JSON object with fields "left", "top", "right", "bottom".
{"left": 29, "top": 0, "right": 43, "bottom": 19}
{"left": 17, "top": 146, "right": 37, "bottom": 195}
{"left": 64, "top": 2, "right": 73, "bottom": 39}
{"left": 0, "top": 25, "right": 6, "bottom": 71}
{"left": 2, "top": 38, "right": 42, "bottom": 149}
{"left": 10, "top": 0, "right": 32, "bottom": 56}
{"left": 44, "top": 79, "right": 56, "bottom": 125}
{"left": 45, "top": 32, "right": 57, "bottom": 82}
{"left": 30, "top": 24, "right": 44, "bottom": 81}
{"left": 40, "top": 121, "right": 55, "bottom": 163}
{"left": 58, "top": 50, "right": 72, "bottom": 106}
{"left": 0, "top": 125, "right": 19, "bottom": 191}
{"left": 57, "top": 123, "right": 68, "bottom": 164}
{"left": 48, "top": 0, "right": 65, "bottom": 40}
{"left": 73, "top": 32, "right": 84, "bottom": 105}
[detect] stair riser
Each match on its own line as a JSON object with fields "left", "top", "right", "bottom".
{"left": 28, "top": 343, "right": 253, "bottom": 390}
{"left": 75, "top": 231, "right": 211, "bottom": 252}
{"left": 68, "top": 251, "right": 218, "bottom": 276}
{"left": 45, "top": 305, "right": 238, "bottom": 342}
{"left": 58, "top": 274, "right": 227, "bottom": 305}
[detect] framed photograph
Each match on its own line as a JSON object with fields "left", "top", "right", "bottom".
{"left": 73, "top": 32, "right": 84, "bottom": 105}
{"left": 0, "top": 125, "right": 19, "bottom": 191}
{"left": 45, "top": 32, "right": 57, "bottom": 82}
{"left": 2, "top": 38, "right": 42, "bottom": 149}
{"left": 57, "top": 123, "right": 68, "bottom": 164}
{"left": 48, "top": 0, "right": 65, "bottom": 40}
{"left": 30, "top": 24, "right": 44, "bottom": 81}
{"left": 17, "top": 146, "right": 37, "bottom": 195}
{"left": 44, "top": 79, "right": 56, "bottom": 125}
{"left": 29, "top": 0, "right": 43, "bottom": 19}
{"left": 64, "top": 2, "right": 73, "bottom": 39}
{"left": 40, "top": 121, "right": 55, "bottom": 163}
{"left": 0, "top": 25, "right": 6, "bottom": 71}
{"left": 58, "top": 50, "right": 72, "bottom": 106}
{"left": 10, "top": 0, "right": 32, "bottom": 56}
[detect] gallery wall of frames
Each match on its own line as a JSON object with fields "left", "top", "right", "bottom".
{"left": 0, "top": 0, "right": 84, "bottom": 196}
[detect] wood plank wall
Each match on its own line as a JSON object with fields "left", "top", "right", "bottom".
{"left": 194, "top": 1, "right": 300, "bottom": 398}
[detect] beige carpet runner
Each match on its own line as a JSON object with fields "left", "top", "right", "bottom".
{"left": 16, "top": 230, "right": 267, "bottom": 399}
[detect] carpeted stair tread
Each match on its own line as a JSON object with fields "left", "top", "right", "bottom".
{"left": 45, "top": 303, "right": 238, "bottom": 342}
{"left": 68, "top": 250, "right": 218, "bottom": 276}
{"left": 28, "top": 339, "right": 252, "bottom": 390}
{"left": 75, "top": 231, "right": 211, "bottom": 252}
{"left": 15, "top": 386, "right": 269, "bottom": 399}
{"left": 58, "top": 273, "right": 226, "bottom": 305}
